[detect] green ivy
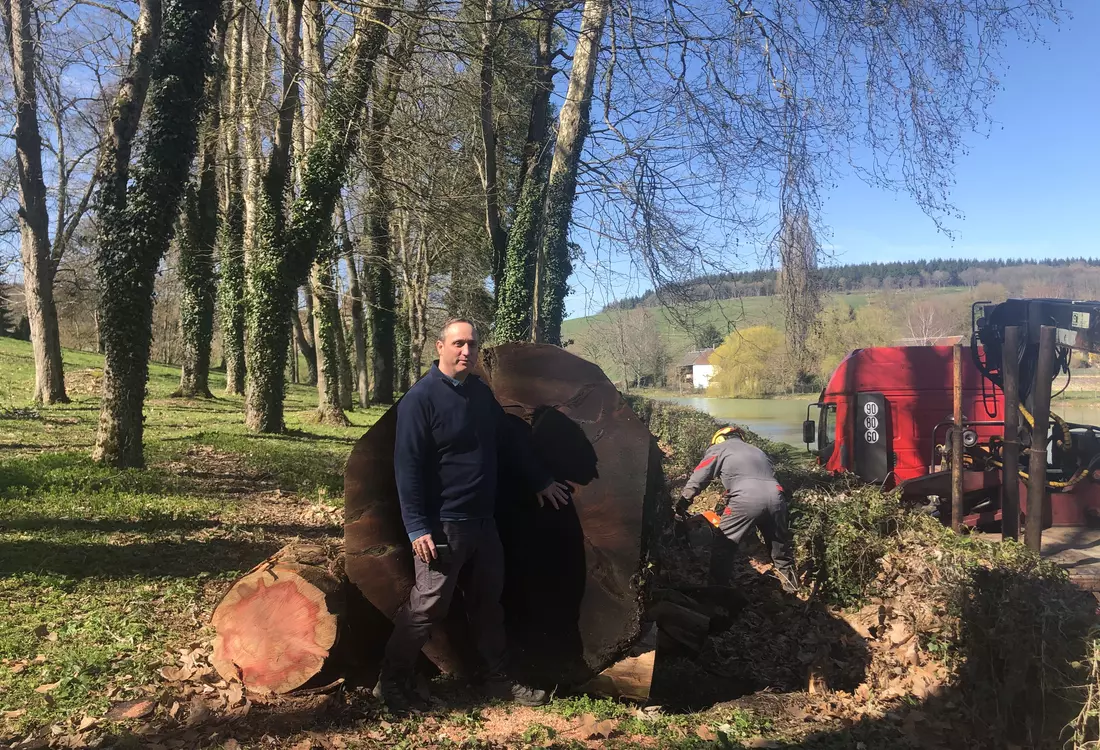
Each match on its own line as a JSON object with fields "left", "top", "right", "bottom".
{"left": 244, "top": 6, "right": 393, "bottom": 431}
{"left": 493, "top": 153, "right": 546, "bottom": 343}
{"left": 217, "top": 190, "right": 245, "bottom": 395}
{"left": 93, "top": 0, "right": 219, "bottom": 467}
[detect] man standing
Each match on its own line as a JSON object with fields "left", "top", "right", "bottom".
{"left": 377, "top": 319, "right": 573, "bottom": 711}
{"left": 677, "top": 426, "right": 799, "bottom": 593}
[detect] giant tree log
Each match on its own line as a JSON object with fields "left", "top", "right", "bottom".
{"left": 344, "top": 343, "right": 658, "bottom": 687}
{"left": 211, "top": 544, "right": 344, "bottom": 693}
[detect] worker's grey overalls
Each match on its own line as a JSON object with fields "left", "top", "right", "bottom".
{"left": 680, "top": 437, "right": 796, "bottom": 580}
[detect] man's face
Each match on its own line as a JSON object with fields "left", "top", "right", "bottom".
{"left": 436, "top": 322, "right": 479, "bottom": 377}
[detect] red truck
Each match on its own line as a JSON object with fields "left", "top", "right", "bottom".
{"left": 802, "top": 344, "right": 1100, "bottom": 528}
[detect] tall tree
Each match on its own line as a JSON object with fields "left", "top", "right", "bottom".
{"left": 218, "top": 0, "right": 246, "bottom": 395}
{"left": 93, "top": 0, "right": 220, "bottom": 467}
{"left": 532, "top": 0, "right": 608, "bottom": 345}
{"left": 244, "top": 0, "right": 395, "bottom": 432}
{"left": 2, "top": 0, "right": 68, "bottom": 403}
{"left": 175, "top": 7, "right": 228, "bottom": 398}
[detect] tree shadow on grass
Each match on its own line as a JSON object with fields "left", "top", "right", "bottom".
{"left": 0, "top": 537, "right": 286, "bottom": 579}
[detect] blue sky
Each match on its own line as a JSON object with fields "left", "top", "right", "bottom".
{"left": 565, "top": 2, "right": 1100, "bottom": 319}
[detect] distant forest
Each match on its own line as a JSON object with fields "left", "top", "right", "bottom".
{"left": 603, "top": 258, "right": 1100, "bottom": 311}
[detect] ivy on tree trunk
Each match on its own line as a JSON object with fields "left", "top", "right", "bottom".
{"left": 93, "top": 0, "right": 219, "bottom": 468}
{"left": 243, "top": 2, "right": 393, "bottom": 431}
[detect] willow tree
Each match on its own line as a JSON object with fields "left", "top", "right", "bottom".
{"left": 93, "top": 0, "right": 219, "bottom": 467}
{"left": 244, "top": 0, "right": 394, "bottom": 432}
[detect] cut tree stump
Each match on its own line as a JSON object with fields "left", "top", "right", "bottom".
{"left": 211, "top": 544, "right": 345, "bottom": 694}
{"left": 344, "top": 343, "right": 660, "bottom": 687}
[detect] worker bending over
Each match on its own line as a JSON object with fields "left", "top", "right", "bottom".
{"left": 677, "top": 426, "right": 799, "bottom": 593}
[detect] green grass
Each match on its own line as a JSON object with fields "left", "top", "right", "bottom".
{"left": 0, "top": 337, "right": 381, "bottom": 734}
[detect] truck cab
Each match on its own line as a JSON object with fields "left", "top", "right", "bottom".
{"left": 804, "top": 346, "right": 1004, "bottom": 488}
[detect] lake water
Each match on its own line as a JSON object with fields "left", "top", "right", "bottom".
{"left": 657, "top": 395, "right": 1100, "bottom": 448}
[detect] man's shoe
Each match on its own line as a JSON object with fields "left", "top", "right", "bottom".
{"left": 485, "top": 677, "right": 549, "bottom": 707}
{"left": 373, "top": 677, "right": 422, "bottom": 713}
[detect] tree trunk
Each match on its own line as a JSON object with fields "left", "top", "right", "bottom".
{"left": 211, "top": 543, "right": 345, "bottom": 694}
{"left": 490, "top": 1, "right": 557, "bottom": 344}
{"left": 335, "top": 291, "right": 354, "bottom": 409}
{"left": 535, "top": 0, "right": 608, "bottom": 345}
{"left": 243, "top": 0, "right": 304, "bottom": 432}
{"left": 477, "top": 0, "right": 507, "bottom": 294}
{"left": 2, "top": 0, "right": 69, "bottom": 404}
{"left": 395, "top": 293, "right": 410, "bottom": 393}
{"left": 294, "top": 293, "right": 319, "bottom": 386}
{"left": 219, "top": 2, "right": 246, "bottom": 396}
{"left": 244, "top": 0, "right": 394, "bottom": 431}
{"left": 176, "top": 12, "right": 228, "bottom": 398}
{"left": 341, "top": 210, "right": 369, "bottom": 407}
{"left": 93, "top": 0, "right": 219, "bottom": 467}
{"left": 366, "top": 204, "right": 395, "bottom": 404}
{"left": 310, "top": 260, "right": 349, "bottom": 425}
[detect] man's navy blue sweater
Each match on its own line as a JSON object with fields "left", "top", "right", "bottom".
{"left": 394, "top": 364, "right": 553, "bottom": 541}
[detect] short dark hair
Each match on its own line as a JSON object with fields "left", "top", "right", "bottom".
{"left": 437, "top": 318, "right": 479, "bottom": 343}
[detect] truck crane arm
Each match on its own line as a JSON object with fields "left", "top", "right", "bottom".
{"left": 974, "top": 298, "right": 1100, "bottom": 490}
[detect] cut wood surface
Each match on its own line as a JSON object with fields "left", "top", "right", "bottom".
{"left": 211, "top": 544, "right": 344, "bottom": 694}
{"left": 344, "top": 343, "right": 656, "bottom": 686}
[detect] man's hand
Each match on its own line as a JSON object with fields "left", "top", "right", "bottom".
{"left": 675, "top": 496, "right": 691, "bottom": 520}
{"left": 536, "top": 481, "right": 572, "bottom": 510}
{"left": 411, "top": 533, "right": 437, "bottom": 563}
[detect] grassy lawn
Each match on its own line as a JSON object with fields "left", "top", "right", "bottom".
{"left": 0, "top": 337, "right": 383, "bottom": 739}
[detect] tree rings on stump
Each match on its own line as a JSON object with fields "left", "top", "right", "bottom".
{"left": 211, "top": 544, "right": 345, "bottom": 694}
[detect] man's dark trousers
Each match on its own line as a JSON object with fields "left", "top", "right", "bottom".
{"left": 382, "top": 519, "right": 507, "bottom": 678}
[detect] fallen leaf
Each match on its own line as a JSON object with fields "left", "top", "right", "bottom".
{"left": 106, "top": 699, "right": 157, "bottom": 721}
{"left": 77, "top": 716, "right": 97, "bottom": 732}
{"left": 35, "top": 681, "right": 61, "bottom": 693}
{"left": 290, "top": 740, "right": 314, "bottom": 750}
{"left": 577, "top": 714, "right": 617, "bottom": 740}
{"left": 226, "top": 682, "right": 244, "bottom": 707}
{"left": 158, "top": 666, "right": 195, "bottom": 682}
{"left": 9, "top": 663, "right": 25, "bottom": 675}
{"left": 695, "top": 725, "right": 717, "bottom": 741}
{"left": 33, "top": 655, "right": 46, "bottom": 664}
{"left": 185, "top": 697, "right": 210, "bottom": 727}
{"left": 46, "top": 632, "right": 58, "bottom": 643}
{"left": 4, "top": 709, "right": 27, "bottom": 719}
{"left": 743, "top": 739, "right": 780, "bottom": 749}
{"left": 888, "top": 619, "right": 913, "bottom": 646}
{"left": 223, "top": 741, "right": 240, "bottom": 750}
{"left": 168, "top": 701, "right": 180, "bottom": 720}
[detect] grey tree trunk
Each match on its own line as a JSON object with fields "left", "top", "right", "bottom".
{"left": 491, "top": 0, "right": 558, "bottom": 343}
{"left": 219, "top": 1, "right": 246, "bottom": 395}
{"left": 340, "top": 207, "right": 369, "bottom": 407}
{"left": 335, "top": 291, "right": 354, "bottom": 409}
{"left": 93, "top": 0, "right": 219, "bottom": 467}
{"left": 294, "top": 289, "right": 319, "bottom": 386}
{"left": 2, "top": 0, "right": 68, "bottom": 404}
{"left": 310, "top": 260, "right": 349, "bottom": 424}
{"left": 477, "top": 0, "right": 507, "bottom": 293}
{"left": 534, "top": 0, "right": 608, "bottom": 345}
{"left": 244, "top": 0, "right": 394, "bottom": 431}
{"left": 176, "top": 11, "right": 228, "bottom": 398}
{"left": 243, "top": 0, "right": 304, "bottom": 432}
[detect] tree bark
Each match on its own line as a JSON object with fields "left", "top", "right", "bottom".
{"left": 310, "top": 261, "right": 349, "bottom": 424}
{"left": 340, "top": 206, "right": 369, "bottom": 407}
{"left": 244, "top": 0, "right": 394, "bottom": 431}
{"left": 477, "top": 0, "right": 507, "bottom": 294}
{"left": 294, "top": 290, "right": 319, "bottom": 386}
{"left": 93, "top": 0, "right": 219, "bottom": 467}
{"left": 335, "top": 289, "right": 354, "bottom": 409}
{"left": 535, "top": 0, "right": 608, "bottom": 345}
{"left": 243, "top": 0, "right": 304, "bottom": 432}
{"left": 491, "top": 1, "right": 558, "bottom": 344}
{"left": 220, "top": 1, "right": 246, "bottom": 396}
{"left": 2, "top": 0, "right": 69, "bottom": 404}
{"left": 176, "top": 9, "right": 228, "bottom": 398}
